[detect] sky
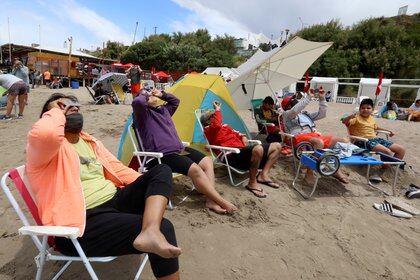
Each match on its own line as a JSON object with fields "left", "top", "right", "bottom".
{"left": 0, "top": 0, "right": 419, "bottom": 51}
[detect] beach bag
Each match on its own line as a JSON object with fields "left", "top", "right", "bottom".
{"left": 382, "top": 110, "right": 397, "bottom": 120}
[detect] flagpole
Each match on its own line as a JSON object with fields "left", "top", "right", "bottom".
{"left": 8, "top": 17, "right": 12, "bottom": 64}
{"left": 68, "top": 36, "right": 72, "bottom": 87}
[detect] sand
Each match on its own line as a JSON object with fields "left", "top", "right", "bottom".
{"left": 0, "top": 87, "right": 419, "bottom": 280}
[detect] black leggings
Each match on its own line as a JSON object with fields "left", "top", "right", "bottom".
{"left": 55, "top": 164, "right": 179, "bottom": 278}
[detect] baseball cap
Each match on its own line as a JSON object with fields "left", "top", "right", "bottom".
{"left": 281, "top": 96, "right": 294, "bottom": 110}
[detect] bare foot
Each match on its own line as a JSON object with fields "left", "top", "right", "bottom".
{"left": 133, "top": 229, "right": 182, "bottom": 259}
{"left": 213, "top": 198, "right": 238, "bottom": 214}
{"left": 205, "top": 199, "right": 227, "bottom": 214}
{"left": 303, "top": 173, "right": 317, "bottom": 186}
{"left": 333, "top": 171, "right": 349, "bottom": 184}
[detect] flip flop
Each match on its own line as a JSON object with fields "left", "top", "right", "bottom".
{"left": 385, "top": 197, "right": 420, "bottom": 215}
{"left": 245, "top": 186, "right": 267, "bottom": 198}
{"left": 257, "top": 179, "right": 280, "bottom": 189}
{"left": 373, "top": 202, "right": 412, "bottom": 219}
{"left": 369, "top": 174, "right": 382, "bottom": 184}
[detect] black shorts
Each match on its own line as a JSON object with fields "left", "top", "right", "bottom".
{"left": 147, "top": 147, "right": 206, "bottom": 175}
{"left": 55, "top": 164, "right": 178, "bottom": 278}
{"left": 225, "top": 144, "right": 270, "bottom": 171}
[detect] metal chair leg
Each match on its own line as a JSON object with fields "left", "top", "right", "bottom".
{"left": 71, "top": 238, "right": 99, "bottom": 280}
{"left": 35, "top": 236, "right": 48, "bottom": 280}
{"left": 134, "top": 254, "right": 149, "bottom": 280}
{"left": 51, "top": 261, "right": 73, "bottom": 280}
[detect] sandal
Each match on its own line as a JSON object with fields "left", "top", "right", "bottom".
{"left": 245, "top": 186, "right": 267, "bottom": 198}
{"left": 373, "top": 201, "right": 412, "bottom": 218}
{"left": 257, "top": 179, "right": 280, "bottom": 189}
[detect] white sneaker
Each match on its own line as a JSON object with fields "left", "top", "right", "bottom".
{"left": 373, "top": 202, "right": 412, "bottom": 219}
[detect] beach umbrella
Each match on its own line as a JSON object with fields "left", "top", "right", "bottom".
{"left": 92, "top": 72, "right": 128, "bottom": 93}
{"left": 154, "top": 71, "right": 171, "bottom": 78}
{"left": 228, "top": 36, "right": 333, "bottom": 109}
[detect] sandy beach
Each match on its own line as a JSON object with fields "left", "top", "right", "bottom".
{"left": 0, "top": 87, "right": 419, "bottom": 280}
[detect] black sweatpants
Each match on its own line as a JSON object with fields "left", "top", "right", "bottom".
{"left": 55, "top": 164, "right": 179, "bottom": 278}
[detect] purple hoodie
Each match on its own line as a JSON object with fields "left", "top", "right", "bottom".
{"left": 132, "top": 91, "right": 184, "bottom": 155}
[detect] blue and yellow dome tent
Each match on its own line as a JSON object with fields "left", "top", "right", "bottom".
{"left": 117, "top": 74, "right": 250, "bottom": 168}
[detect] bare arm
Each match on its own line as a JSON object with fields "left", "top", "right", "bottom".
{"left": 306, "top": 97, "right": 327, "bottom": 121}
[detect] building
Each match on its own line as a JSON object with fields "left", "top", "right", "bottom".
{"left": 0, "top": 43, "right": 115, "bottom": 79}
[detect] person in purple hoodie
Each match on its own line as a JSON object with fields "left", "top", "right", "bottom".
{"left": 132, "top": 87, "right": 237, "bottom": 214}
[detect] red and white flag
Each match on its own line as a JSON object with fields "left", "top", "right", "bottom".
{"left": 303, "top": 71, "right": 310, "bottom": 92}
{"left": 375, "top": 71, "right": 383, "bottom": 96}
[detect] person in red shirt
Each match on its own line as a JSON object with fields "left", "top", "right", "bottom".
{"left": 202, "top": 101, "right": 282, "bottom": 198}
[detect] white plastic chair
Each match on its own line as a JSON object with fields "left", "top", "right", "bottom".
{"left": 195, "top": 109, "right": 262, "bottom": 187}
{"left": 127, "top": 118, "right": 194, "bottom": 208}
{"left": 1, "top": 166, "right": 149, "bottom": 280}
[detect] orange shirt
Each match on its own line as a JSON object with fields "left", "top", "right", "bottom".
{"left": 26, "top": 108, "right": 140, "bottom": 236}
{"left": 44, "top": 71, "right": 51, "bottom": 80}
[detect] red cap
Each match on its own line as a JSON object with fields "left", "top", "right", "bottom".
{"left": 281, "top": 96, "right": 293, "bottom": 110}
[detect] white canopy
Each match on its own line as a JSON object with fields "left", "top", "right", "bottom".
{"left": 310, "top": 77, "right": 339, "bottom": 102}
{"left": 202, "top": 67, "right": 239, "bottom": 79}
{"left": 357, "top": 78, "right": 392, "bottom": 105}
{"left": 227, "top": 36, "right": 333, "bottom": 109}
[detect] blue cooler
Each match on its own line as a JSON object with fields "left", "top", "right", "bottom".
{"left": 71, "top": 80, "right": 80, "bottom": 89}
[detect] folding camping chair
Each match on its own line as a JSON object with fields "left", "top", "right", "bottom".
{"left": 112, "top": 83, "right": 130, "bottom": 104}
{"left": 250, "top": 99, "right": 276, "bottom": 137}
{"left": 1, "top": 166, "right": 149, "bottom": 280}
{"left": 85, "top": 86, "right": 107, "bottom": 105}
{"left": 277, "top": 114, "right": 314, "bottom": 169}
{"left": 127, "top": 117, "right": 194, "bottom": 208}
{"left": 195, "top": 109, "right": 262, "bottom": 187}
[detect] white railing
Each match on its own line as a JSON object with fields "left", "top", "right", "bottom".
{"left": 336, "top": 97, "right": 356, "bottom": 104}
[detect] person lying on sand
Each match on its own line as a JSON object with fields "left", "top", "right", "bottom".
{"left": 342, "top": 98, "right": 406, "bottom": 161}
{"left": 26, "top": 93, "right": 181, "bottom": 280}
{"left": 132, "top": 87, "right": 237, "bottom": 214}
{"left": 281, "top": 89, "right": 349, "bottom": 184}
{"left": 407, "top": 99, "right": 420, "bottom": 122}
{"left": 201, "top": 101, "right": 283, "bottom": 198}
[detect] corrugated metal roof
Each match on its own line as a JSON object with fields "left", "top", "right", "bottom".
{"left": 34, "top": 46, "right": 96, "bottom": 58}
{"left": 1, "top": 43, "right": 97, "bottom": 58}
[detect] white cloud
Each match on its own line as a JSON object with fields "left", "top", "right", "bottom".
{"left": 171, "top": 0, "right": 251, "bottom": 37}
{"left": 171, "top": 0, "right": 420, "bottom": 39}
{"left": 53, "top": 0, "right": 131, "bottom": 45}
{"left": 0, "top": 0, "right": 131, "bottom": 50}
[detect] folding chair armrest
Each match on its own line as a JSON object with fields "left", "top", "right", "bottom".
{"left": 279, "top": 132, "right": 294, "bottom": 138}
{"left": 247, "top": 139, "right": 262, "bottom": 145}
{"left": 376, "top": 130, "right": 391, "bottom": 136}
{"left": 134, "top": 151, "right": 164, "bottom": 158}
{"left": 19, "top": 226, "right": 80, "bottom": 238}
{"left": 181, "top": 141, "right": 190, "bottom": 147}
{"left": 206, "top": 144, "right": 241, "bottom": 154}
{"left": 349, "top": 135, "right": 368, "bottom": 142}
